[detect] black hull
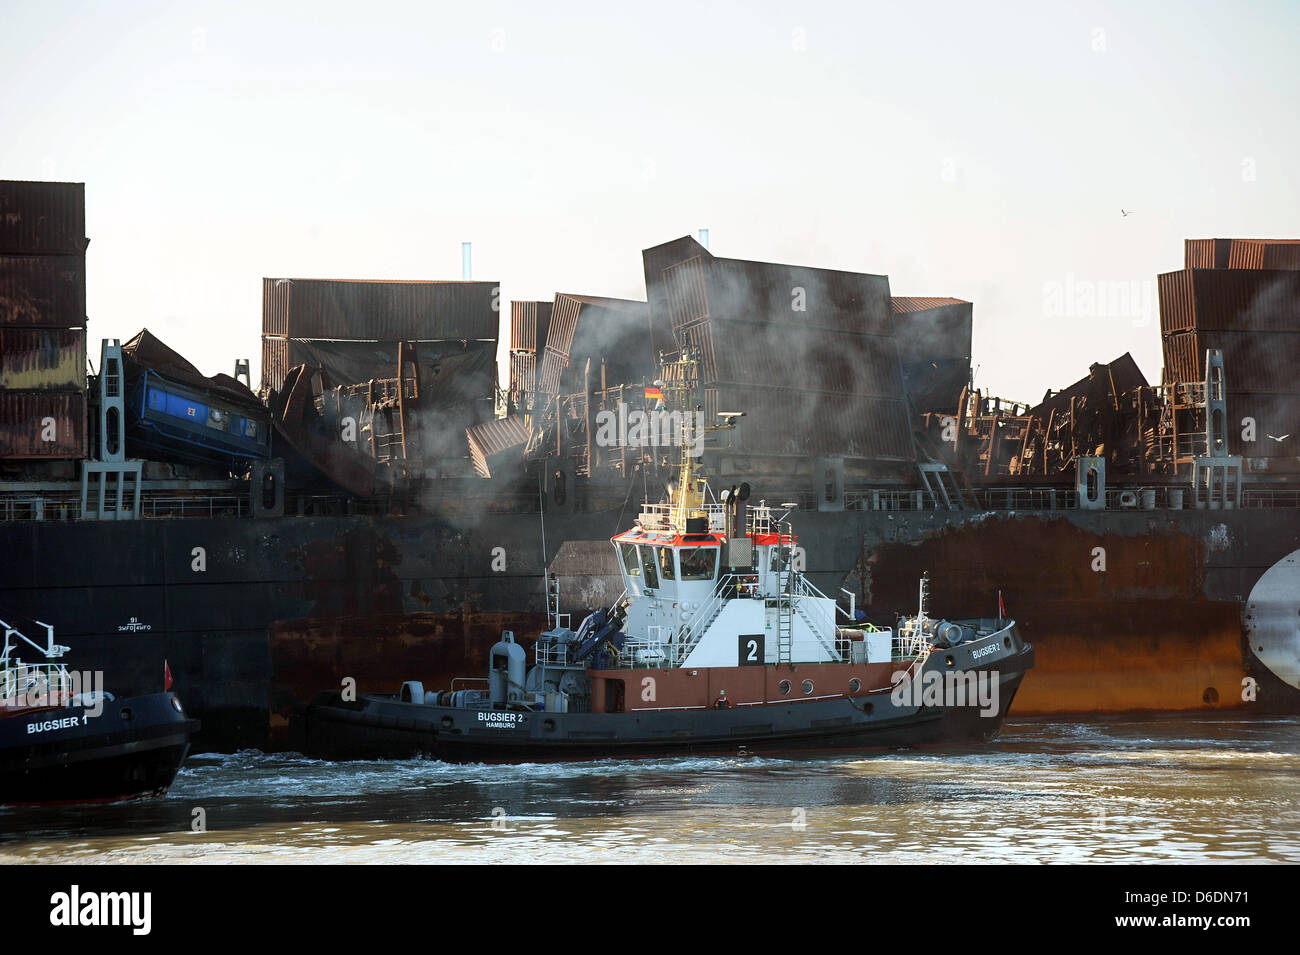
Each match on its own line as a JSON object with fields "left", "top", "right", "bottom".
{"left": 0, "top": 692, "right": 199, "bottom": 805}
{"left": 294, "top": 650, "right": 1032, "bottom": 763}
{"left": 1, "top": 502, "right": 1297, "bottom": 752}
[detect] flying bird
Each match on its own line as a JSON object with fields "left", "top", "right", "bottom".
{"left": 1268, "top": 433, "right": 1290, "bottom": 442}
{"left": 1121, "top": 209, "right": 1131, "bottom": 217}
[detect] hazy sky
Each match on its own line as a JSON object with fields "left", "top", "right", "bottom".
{"left": 3, "top": 0, "right": 1297, "bottom": 401}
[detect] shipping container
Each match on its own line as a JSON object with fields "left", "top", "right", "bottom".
{"left": 1184, "top": 239, "right": 1231, "bottom": 270}
{"left": 677, "top": 317, "right": 907, "bottom": 400}
{"left": 663, "top": 255, "right": 711, "bottom": 330}
{"left": 1159, "top": 269, "right": 1300, "bottom": 334}
{"left": 1227, "top": 239, "right": 1300, "bottom": 270}
{"left": 509, "top": 301, "right": 553, "bottom": 353}
{"left": 260, "top": 336, "right": 288, "bottom": 393}
{"left": 0, "top": 254, "right": 87, "bottom": 327}
{"left": 466, "top": 415, "right": 531, "bottom": 478}
{"left": 1161, "top": 329, "right": 1300, "bottom": 394}
{"left": 0, "top": 181, "right": 87, "bottom": 255}
{"left": 261, "top": 278, "right": 500, "bottom": 341}
{"left": 642, "top": 235, "right": 894, "bottom": 344}
{"left": 544, "top": 295, "right": 582, "bottom": 359}
{"left": 703, "top": 384, "right": 912, "bottom": 460}
{"left": 0, "top": 327, "right": 86, "bottom": 390}
{"left": 509, "top": 351, "right": 536, "bottom": 398}
{"left": 0, "top": 390, "right": 86, "bottom": 459}
{"left": 536, "top": 347, "right": 567, "bottom": 394}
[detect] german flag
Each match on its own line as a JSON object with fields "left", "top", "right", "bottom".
{"left": 644, "top": 386, "right": 664, "bottom": 404}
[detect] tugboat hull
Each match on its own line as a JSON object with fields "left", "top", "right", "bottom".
{"left": 297, "top": 643, "right": 1033, "bottom": 763}
{"left": 0, "top": 692, "right": 200, "bottom": 805}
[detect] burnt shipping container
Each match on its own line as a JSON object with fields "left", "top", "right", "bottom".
{"left": 1184, "top": 239, "right": 1232, "bottom": 270}
{"left": 0, "top": 327, "right": 86, "bottom": 390}
{"left": 703, "top": 384, "right": 913, "bottom": 461}
{"left": 1227, "top": 240, "right": 1300, "bottom": 271}
{"left": 1162, "top": 329, "right": 1300, "bottom": 395}
{"left": 509, "top": 300, "right": 553, "bottom": 353}
{"left": 0, "top": 254, "right": 87, "bottom": 327}
{"left": 642, "top": 235, "right": 895, "bottom": 344}
{"left": 0, "top": 391, "right": 86, "bottom": 459}
{"left": 0, "top": 181, "right": 87, "bottom": 255}
{"left": 262, "top": 278, "right": 500, "bottom": 341}
{"left": 466, "top": 414, "right": 531, "bottom": 478}
{"left": 1158, "top": 269, "right": 1300, "bottom": 334}
{"left": 678, "top": 317, "right": 906, "bottom": 400}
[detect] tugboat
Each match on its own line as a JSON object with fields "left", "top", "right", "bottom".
{"left": 297, "top": 352, "right": 1034, "bottom": 762}
{"left": 0, "top": 617, "right": 200, "bottom": 805}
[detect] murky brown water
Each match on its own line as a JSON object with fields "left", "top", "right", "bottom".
{"left": 2, "top": 718, "right": 1297, "bottom": 863}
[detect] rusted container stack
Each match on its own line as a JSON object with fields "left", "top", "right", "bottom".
{"left": 1160, "top": 240, "right": 1300, "bottom": 460}
{"left": 643, "top": 236, "right": 913, "bottom": 464}
{"left": 0, "top": 181, "right": 89, "bottom": 459}
{"left": 260, "top": 278, "right": 499, "bottom": 393}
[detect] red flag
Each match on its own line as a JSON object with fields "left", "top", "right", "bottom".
{"left": 998, "top": 591, "right": 1007, "bottom": 620}
{"left": 164, "top": 659, "right": 174, "bottom": 692}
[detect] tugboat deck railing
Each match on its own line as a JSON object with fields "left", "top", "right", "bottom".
{"left": 0, "top": 662, "right": 73, "bottom": 707}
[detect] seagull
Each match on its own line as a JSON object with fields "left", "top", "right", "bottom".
{"left": 1121, "top": 209, "right": 1131, "bottom": 217}
{"left": 1268, "top": 433, "right": 1290, "bottom": 442}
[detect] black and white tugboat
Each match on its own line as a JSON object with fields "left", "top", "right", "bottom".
{"left": 0, "top": 617, "right": 199, "bottom": 805}
{"left": 297, "top": 353, "right": 1034, "bottom": 762}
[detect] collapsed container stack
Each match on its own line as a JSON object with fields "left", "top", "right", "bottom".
{"left": 1159, "top": 240, "right": 1300, "bottom": 463}
{"left": 642, "top": 236, "right": 915, "bottom": 476}
{"left": 0, "top": 180, "right": 89, "bottom": 462}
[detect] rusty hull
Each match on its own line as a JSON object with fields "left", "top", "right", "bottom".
{"left": 857, "top": 513, "right": 1255, "bottom": 715}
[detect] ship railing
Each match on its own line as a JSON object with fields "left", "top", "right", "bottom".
{"left": 844, "top": 485, "right": 1224, "bottom": 513}
{"left": 673, "top": 573, "right": 742, "bottom": 661}
{"left": 893, "top": 619, "right": 934, "bottom": 664}
{"left": 636, "top": 503, "right": 727, "bottom": 533}
{"left": 784, "top": 576, "right": 843, "bottom": 661}
{"left": 534, "top": 642, "right": 573, "bottom": 667}
{"left": 0, "top": 662, "right": 73, "bottom": 708}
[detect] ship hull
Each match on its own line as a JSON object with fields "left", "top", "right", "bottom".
{"left": 2, "top": 501, "right": 1297, "bottom": 751}
{"left": 0, "top": 692, "right": 199, "bottom": 805}
{"left": 294, "top": 658, "right": 1031, "bottom": 763}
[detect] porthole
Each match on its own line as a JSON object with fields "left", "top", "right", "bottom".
{"left": 945, "top": 655, "right": 955, "bottom": 667}
{"left": 848, "top": 678, "right": 862, "bottom": 693}
{"left": 543, "top": 718, "right": 557, "bottom": 731}
{"left": 778, "top": 679, "right": 791, "bottom": 695}
{"left": 1003, "top": 637, "right": 1012, "bottom": 649}
{"left": 801, "top": 679, "right": 814, "bottom": 695}
{"left": 119, "top": 706, "right": 133, "bottom": 721}
{"left": 440, "top": 716, "right": 453, "bottom": 729}
{"left": 862, "top": 702, "right": 874, "bottom": 715}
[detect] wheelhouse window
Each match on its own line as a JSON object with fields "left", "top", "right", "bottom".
{"left": 620, "top": 542, "right": 641, "bottom": 577}
{"left": 770, "top": 546, "right": 790, "bottom": 573}
{"left": 678, "top": 547, "right": 718, "bottom": 581}
{"left": 658, "top": 546, "right": 675, "bottom": 580}
{"left": 641, "top": 547, "right": 660, "bottom": 589}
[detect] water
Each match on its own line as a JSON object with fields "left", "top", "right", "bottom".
{"left": 3, "top": 718, "right": 1297, "bottom": 864}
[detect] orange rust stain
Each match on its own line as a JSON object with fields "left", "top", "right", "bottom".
{"left": 864, "top": 516, "right": 1247, "bottom": 714}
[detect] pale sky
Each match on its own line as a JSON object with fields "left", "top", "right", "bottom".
{"left": 3, "top": 0, "right": 1297, "bottom": 402}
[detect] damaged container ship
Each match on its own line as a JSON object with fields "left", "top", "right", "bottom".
{"left": 1, "top": 178, "right": 1297, "bottom": 751}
